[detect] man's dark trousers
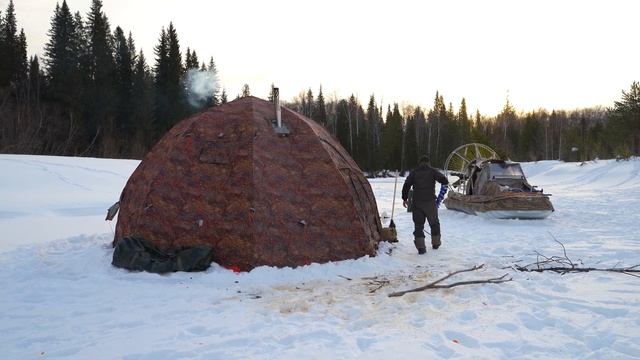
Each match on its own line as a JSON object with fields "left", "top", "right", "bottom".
{"left": 412, "top": 199, "right": 440, "bottom": 238}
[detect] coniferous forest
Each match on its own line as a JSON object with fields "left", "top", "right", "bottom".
{"left": 1, "top": 0, "right": 639, "bottom": 171}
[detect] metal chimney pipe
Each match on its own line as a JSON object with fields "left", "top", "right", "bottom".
{"left": 274, "top": 87, "right": 282, "bottom": 128}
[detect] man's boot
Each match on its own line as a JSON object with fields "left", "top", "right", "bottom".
{"left": 431, "top": 234, "right": 441, "bottom": 250}
{"left": 414, "top": 237, "right": 426, "bottom": 254}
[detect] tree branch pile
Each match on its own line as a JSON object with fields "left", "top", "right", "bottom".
{"left": 511, "top": 237, "right": 640, "bottom": 278}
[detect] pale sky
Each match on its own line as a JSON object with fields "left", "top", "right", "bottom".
{"left": 8, "top": 0, "right": 640, "bottom": 116}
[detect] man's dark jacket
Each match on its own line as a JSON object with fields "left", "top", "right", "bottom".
{"left": 402, "top": 163, "right": 449, "bottom": 203}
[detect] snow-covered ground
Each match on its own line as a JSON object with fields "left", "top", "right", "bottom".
{"left": 1, "top": 154, "right": 639, "bottom": 359}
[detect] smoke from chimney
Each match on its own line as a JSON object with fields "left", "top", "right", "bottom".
{"left": 185, "top": 68, "right": 219, "bottom": 108}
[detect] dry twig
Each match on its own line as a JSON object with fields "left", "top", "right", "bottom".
{"left": 388, "top": 264, "right": 512, "bottom": 297}
{"left": 368, "top": 280, "right": 390, "bottom": 293}
{"left": 364, "top": 276, "right": 390, "bottom": 293}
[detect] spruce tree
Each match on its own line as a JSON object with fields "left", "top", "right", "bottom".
{"left": 185, "top": 48, "right": 199, "bottom": 69}
{"left": 127, "top": 32, "right": 137, "bottom": 64}
{"left": 131, "top": 50, "right": 155, "bottom": 155}
{"left": 87, "top": 0, "right": 115, "bottom": 89}
{"left": 336, "top": 99, "right": 351, "bottom": 152}
{"left": 520, "top": 113, "right": 542, "bottom": 161}
{"left": 366, "top": 95, "right": 380, "bottom": 171}
{"left": 221, "top": 87, "right": 227, "bottom": 103}
{"left": 404, "top": 111, "right": 418, "bottom": 170}
{"left": 185, "top": 48, "right": 192, "bottom": 70}
{"left": 28, "top": 56, "right": 43, "bottom": 104}
{"left": 427, "top": 91, "right": 446, "bottom": 165}
{"left": 435, "top": 94, "right": 448, "bottom": 165}
{"left": 0, "top": 0, "right": 17, "bottom": 85}
{"left": 73, "top": 10, "right": 89, "bottom": 92}
{"left": 470, "top": 109, "right": 491, "bottom": 146}
{"left": 44, "top": 1, "right": 75, "bottom": 99}
{"left": 392, "top": 104, "right": 404, "bottom": 170}
{"left": 413, "top": 106, "right": 428, "bottom": 158}
{"left": 153, "top": 27, "right": 169, "bottom": 134}
{"left": 241, "top": 84, "right": 250, "bottom": 97}
{"left": 381, "top": 105, "right": 392, "bottom": 169}
{"left": 299, "top": 91, "right": 307, "bottom": 115}
{"left": 346, "top": 95, "right": 364, "bottom": 164}
{"left": 86, "top": 0, "right": 116, "bottom": 155}
{"left": 608, "top": 81, "right": 640, "bottom": 156}
{"left": 496, "top": 98, "right": 518, "bottom": 158}
{"left": 438, "top": 101, "right": 457, "bottom": 166}
{"left": 313, "top": 85, "right": 327, "bottom": 126}
{"left": 207, "top": 57, "right": 220, "bottom": 106}
{"left": 0, "top": 0, "right": 27, "bottom": 86}
{"left": 381, "top": 103, "right": 403, "bottom": 170}
{"left": 113, "top": 26, "right": 134, "bottom": 149}
{"left": 16, "top": 28, "right": 27, "bottom": 82}
{"left": 191, "top": 50, "right": 199, "bottom": 69}
{"left": 164, "top": 23, "right": 185, "bottom": 129}
{"left": 354, "top": 101, "right": 368, "bottom": 169}
{"left": 183, "top": 47, "right": 196, "bottom": 112}
{"left": 184, "top": 48, "right": 195, "bottom": 70}
{"left": 459, "top": 98, "right": 469, "bottom": 145}
{"left": 41, "top": 1, "right": 86, "bottom": 153}
{"left": 305, "top": 88, "right": 314, "bottom": 117}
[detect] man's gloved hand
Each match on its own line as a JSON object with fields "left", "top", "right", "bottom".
{"left": 436, "top": 185, "right": 448, "bottom": 208}
{"left": 402, "top": 200, "right": 408, "bottom": 208}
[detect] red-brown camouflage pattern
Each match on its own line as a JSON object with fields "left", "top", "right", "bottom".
{"left": 114, "top": 96, "right": 383, "bottom": 271}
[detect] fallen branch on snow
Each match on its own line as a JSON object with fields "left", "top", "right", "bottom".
{"left": 388, "top": 264, "right": 512, "bottom": 297}
{"left": 514, "top": 265, "right": 640, "bottom": 277}
{"left": 510, "top": 235, "right": 640, "bottom": 278}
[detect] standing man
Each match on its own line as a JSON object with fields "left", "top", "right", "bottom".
{"left": 402, "top": 155, "right": 449, "bottom": 254}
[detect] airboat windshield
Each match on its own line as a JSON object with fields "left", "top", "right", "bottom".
{"left": 489, "top": 163, "right": 525, "bottom": 178}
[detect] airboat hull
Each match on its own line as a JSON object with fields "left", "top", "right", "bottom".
{"left": 443, "top": 192, "right": 554, "bottom": 220}
{"left": 477, "top": 210, "right": 553, "bottom": 220}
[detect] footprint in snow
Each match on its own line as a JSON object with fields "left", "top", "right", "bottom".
{"left": 496, "top": 322, "right": 519, "bottom": 331}
{"left": 410, "top": 313, "right": 426, "bottom": 328}
{"left": 357, "top": 337, "right": 376, "bottom": 351}
{"left": 458, "top": 310, "right": 477, "bottom": 321}
{"left": 517, "top": 311, "right": 546, "bottom": 331}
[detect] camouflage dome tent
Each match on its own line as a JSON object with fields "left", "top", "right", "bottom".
{"left": 112, "top": 96, "right": 383, "bottom": 272}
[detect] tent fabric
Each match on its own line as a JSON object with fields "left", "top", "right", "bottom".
{"left": 113, "top": 96, "right": 383, "bottom": 271}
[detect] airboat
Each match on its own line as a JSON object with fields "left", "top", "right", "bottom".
{"left": 442, "top": 143, "right": 554, "bottom": 219}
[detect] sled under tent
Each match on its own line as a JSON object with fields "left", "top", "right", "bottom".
{"left": 111, "top": 95, "right": 383, "bottom": 272}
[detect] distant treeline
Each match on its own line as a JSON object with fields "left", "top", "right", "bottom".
{"left": 1, "top": 0, "right": 639, "bottom": 169}
{"left": 286, "top": 85, "right": 640, "bottom": 172}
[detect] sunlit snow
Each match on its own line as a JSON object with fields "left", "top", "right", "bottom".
{"left": 1, "top": 155, "right": 639, "bottom": 359}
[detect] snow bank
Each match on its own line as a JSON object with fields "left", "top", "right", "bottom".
{"left": 0, "top": 155, "right": 139, "bottom": 252}
{"left": 1, "top": 155, "right": 639, "bottom": 359}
